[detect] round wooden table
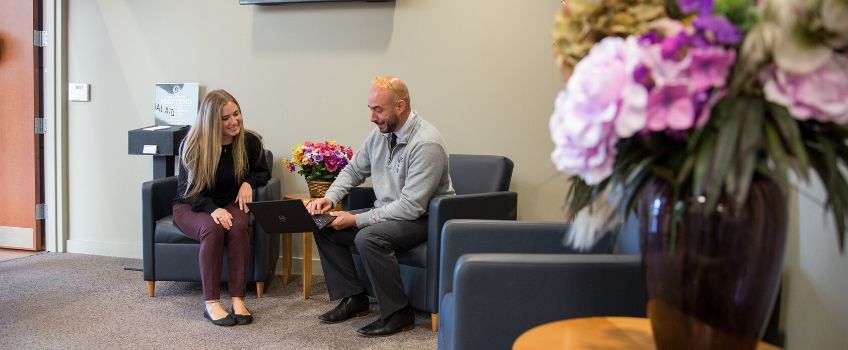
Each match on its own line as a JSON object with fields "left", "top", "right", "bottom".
{"left": 512, "top": 317, "right": 780, "bottom": 350}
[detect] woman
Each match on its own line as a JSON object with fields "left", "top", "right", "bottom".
{"left": 173, "top": 89, "right": 270, "bottom": 326}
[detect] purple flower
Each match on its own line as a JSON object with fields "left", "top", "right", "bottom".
{"left": 311, "top": 153, "right": 324, "bottom": 162}
{"left": 677, "top": 0, "right": 713, "bottom": 14}
{"left": 760, "top": 54, "right": 848, "bottom": 123}
{"left": 633, "top": 64, "right": 654, "bottom": 89}
{"left": 687, "top": 46, "right": 736, "bottom": 91}
{"left": 661, "top": 32, "right": 692, "bottom": 61}
{"left": 693, "top": 14, "right": 743, "bottom": 45}
{"left": 646, "top": 85, "right": 696, "bottom": 131}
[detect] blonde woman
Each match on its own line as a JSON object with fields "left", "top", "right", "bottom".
{"left": 173, "top": 89, "right": 269, "bottom": 326}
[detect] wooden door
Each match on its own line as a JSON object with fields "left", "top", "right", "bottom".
{"left": 0, "top": 0, "right": 42, "bottom": 250}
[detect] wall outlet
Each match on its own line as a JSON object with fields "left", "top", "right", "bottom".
{"left": 69, "top": 83, "right": 90, "bottom": 102}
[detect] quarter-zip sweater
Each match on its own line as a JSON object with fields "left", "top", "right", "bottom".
{"left": 324, "top": 112, "right": 455, "bottom": 228}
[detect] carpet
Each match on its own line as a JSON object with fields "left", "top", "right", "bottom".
{"left": 0, "top": 253, "right": 437, "bottom": 349}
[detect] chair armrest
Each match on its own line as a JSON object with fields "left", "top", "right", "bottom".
{"left": 254, "top": 177, "right": 280, "bottom": 202}
{"left": 425, "top": 192, "right": 518, "bottom": 310}
{"left": 447, "top": 254, "right": 644, "bottom": 350}
{"left": 438, "top": 219, "right": 616, "bottom": 299}
{"left": 141, "top": 176, "right": 179, "bottom": 280}
{"left": 342, "top": 186, "right": 376, "bottom": 211}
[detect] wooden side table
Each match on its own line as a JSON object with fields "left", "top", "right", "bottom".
{"left": 281, "top": 193, "right": 340, "bottom": 299}
{"left": 512, "top": 317, "right": 780, "bottom": 350}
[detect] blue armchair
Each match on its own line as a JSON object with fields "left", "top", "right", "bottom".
{"left": 141, "top": 149, "right": 280, "bottom": 298}
{"left": 343, "top": 154, "right": 518, "bottom": 331}
{"left": 437, "top": 219, "right": 644, "bottom": 350}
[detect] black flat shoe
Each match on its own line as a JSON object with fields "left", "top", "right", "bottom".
{"left": 203, "top": 309, "right": 236, "bottom": 327}
{"left": 356, "top": 305, "right": 414, "bottom": 337}
{"left": 319, "top": 295, "right": 370, "bottom": 324}
{"left": 230, "top": 307, "right": 253, "bottom": 325}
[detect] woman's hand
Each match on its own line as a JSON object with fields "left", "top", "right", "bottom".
{"left": 211, "top": 208, "right": 234, "bottom": 230}
{"left": 236, "top": 182, "right": 253, "bottom": 213}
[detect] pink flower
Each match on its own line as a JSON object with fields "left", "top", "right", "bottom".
{"left": 760, "top": 54, "right": 848, "bottom": 123}
{"left": 550, "top": 37, "right": 633, "bottom": 184}
{"left": 688, "top": 47, "right": 736, "bottom": 91}
{"left": 646, "top": 85, "right": 696, "bottom": 130}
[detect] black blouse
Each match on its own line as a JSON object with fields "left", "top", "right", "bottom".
{"left": 174, "top": 132, "right": 271, "bottom": 213}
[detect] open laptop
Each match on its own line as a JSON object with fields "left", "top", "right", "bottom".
{"left": 247, "top": 199, "right": 336, "bottom": 233}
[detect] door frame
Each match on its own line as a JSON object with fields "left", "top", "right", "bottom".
{"left": 42, "top": 0, "right": 67, "bottom": 252}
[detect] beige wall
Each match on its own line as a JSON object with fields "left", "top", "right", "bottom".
{"left": 65, "top": 0, "right": 567, "bottom": 256}
{"left": 63, "top": 0, "right": 846, "bottom": 348}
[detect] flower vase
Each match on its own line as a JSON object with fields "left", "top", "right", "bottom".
{"left": 306, "top": 180, "right": 332, "bottom": 199}
{"left": 638, "top": 177, "right": 787, "bottom": 350}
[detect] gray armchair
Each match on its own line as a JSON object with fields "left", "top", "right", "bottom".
{"left": 141, "top": 149, "right": 280, "bottom": 298}
{"left": 344, "top": 154, "right": 518, "bottom": 331}
{"left": 437, "top": 219, "right": 644, "bottom": 350}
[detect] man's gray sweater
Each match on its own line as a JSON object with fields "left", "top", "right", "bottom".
{"left": 324, "top": 112, "right": 455, "bottom": 228}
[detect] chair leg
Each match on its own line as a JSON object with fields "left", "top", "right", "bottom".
{"left": 146, "top": 281, "right": 155, "bottom": 297}
{"left": 431, "top": 313, "right": 439, "bottom": 332}
{"left": 256, "top": 281, "right": 265, "bottom": 298}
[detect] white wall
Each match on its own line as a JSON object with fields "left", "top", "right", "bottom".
{"left": 63, "top": 0, "right": 847, "bottom": 348}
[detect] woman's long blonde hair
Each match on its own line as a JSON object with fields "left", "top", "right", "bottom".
{"left": 180, "top": 89, "right": 251, "bottom": 197}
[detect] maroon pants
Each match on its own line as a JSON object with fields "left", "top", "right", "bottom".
{"left": 172, "top": 203, "right": 251, "bottom": 300}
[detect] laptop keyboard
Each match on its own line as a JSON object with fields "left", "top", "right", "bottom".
{"left": 312, "top": 214, "right": 336, "bottom": 229}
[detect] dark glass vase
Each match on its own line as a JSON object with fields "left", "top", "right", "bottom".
{"left": 638, "top": 177, "right": 787, "bottom": 350}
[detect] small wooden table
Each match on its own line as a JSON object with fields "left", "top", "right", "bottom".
{"left": 281, "top": 193, "right": 340, "bottom": 299}
{"left": 512, "top": 317, "right": 780, "bottom": 350}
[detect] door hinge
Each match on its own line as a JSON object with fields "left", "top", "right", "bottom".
{"left": 33, "top": 30, "right": 48, "bottom": 47}
{"left": 36, "top": 203, "right": 47, "bottom": 220}
{"left": 35, "top": 118, "right": 47, "bottom": 135}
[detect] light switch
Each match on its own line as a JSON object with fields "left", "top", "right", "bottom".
{"left": 69, "top": 83, "right": 90, "bottom": 102}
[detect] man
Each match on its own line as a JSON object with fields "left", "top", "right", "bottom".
{"left": 306, "top": 76, "right": 454, "bottom": 337}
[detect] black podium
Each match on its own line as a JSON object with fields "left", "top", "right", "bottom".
{"left": 128, "top": 125, "right": 189, "bottom": 179}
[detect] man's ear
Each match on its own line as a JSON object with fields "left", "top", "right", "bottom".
{"left": 396, "top": 99, "right": 407, "bottom": 113}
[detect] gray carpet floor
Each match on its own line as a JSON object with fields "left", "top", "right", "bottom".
{"left": 0, "top": 253, "right": 437, "bottom": 349}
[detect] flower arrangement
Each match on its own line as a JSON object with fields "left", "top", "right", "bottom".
{"left": 283, "top": 140, "right": 354, "bottom": 181}
{"left": 550, "top": 0, "right": 848, "bottom": 249}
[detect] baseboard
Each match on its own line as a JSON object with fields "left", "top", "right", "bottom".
{"left": 63, "top": 241, "right": 321, "bottom": 274}
{"left": 66, "top": 239, "right": 141, "bottom": 259}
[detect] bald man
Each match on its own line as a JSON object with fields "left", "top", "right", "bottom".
{"left": 306, "top": 76, "right": 454, "bottom": 337}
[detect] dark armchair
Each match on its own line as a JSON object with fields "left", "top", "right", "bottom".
{"left": 343, "top": 154, "right": 518, "bottom": 331}
{"left": 142, "top": 150, "right": 280, "bottom": 298}
{"left": 437, "top": 219, "right": 644, "bottom": 350}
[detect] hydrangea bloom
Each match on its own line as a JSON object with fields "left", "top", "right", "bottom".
{"left": 761, "top": 54, "right": 848, "bottom": 123}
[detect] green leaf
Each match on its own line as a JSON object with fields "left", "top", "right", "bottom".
{"left": 763, "top": 122, "right": 789, "bottom": 186}
{"left": 769, "top": 103, "right": 809, "bottom": 180}
{"left": 733, "top": 98, "right": 764, "bottom": 205}
{"left": 704, "top": 97, "right": 745, "bottom": 211}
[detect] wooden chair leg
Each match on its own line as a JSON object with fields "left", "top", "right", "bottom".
{"left": 256, "top": 281, "right": 265, "bottom": 298}
{"left": 146, "top": 281, "right": 155, "bottom": 297}
{"left": 431, "top": 313, "right": 439, "bottom": 332}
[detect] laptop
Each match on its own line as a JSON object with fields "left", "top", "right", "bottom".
{"left": 247, "top": 199, "right": 337, "bottom": 233}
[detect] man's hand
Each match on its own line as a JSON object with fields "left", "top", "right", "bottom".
{"left": 328, "top": 211, "right": 356, "bottom": 230}
{"left": 236, "top": 182, "right": 253, "bottom": 213}
{"left": 306, "top": 198, "right": 334, "bottom": 215}
{"left": 211, "top": 208, "right": 234, "bottom": 230}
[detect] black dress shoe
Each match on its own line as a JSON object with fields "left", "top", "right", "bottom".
{"left": 230, "top": 307, "right": 253, "bottom": 325}
{"left": 356, "top": 305, "right": 414, "bottom": 337}
{"left": 319, "top": 295, "right": 370, "bottom": 324}
{"left": 203, "top": 310, "right": 236, "bottom": 327}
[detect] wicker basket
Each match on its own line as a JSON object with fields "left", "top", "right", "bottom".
{"left": 306, "top": 180, "right": 333, "bottom": 199}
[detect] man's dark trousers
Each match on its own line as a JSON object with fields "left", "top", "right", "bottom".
{"left": 314, "top": 215, "right": 427, "bottom": 319}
